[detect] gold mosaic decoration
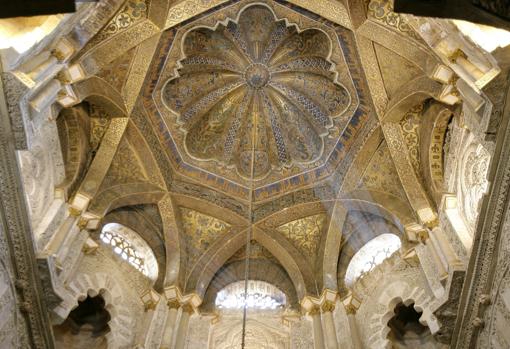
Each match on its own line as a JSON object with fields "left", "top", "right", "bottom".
{"left": 180, "top": 208, "right": 231, "bottom": 267}
{"left": 89, "top": 104, "right": 111, "bottom": 153}
{"left": 358, "top": 142, "right": 407, "bottom": 199}
{"left": 276, "top": 213, "right": 326, "bottom": 260}
{"left": 367, "top": 0, "right": 421, "bottom": 41}
{"left": 96, "top": 47, "right": 137, "bottom": 93}
{"left": 102, "top": 138, "right": 147, "bottom": 187}
{"left": 227, "top": 240, "right": 278, "bottom": 264}
{"left": 400, "top": 103, "right": 423, "bottom": 178}
{"left": 94, "top": 0, "right": 148, "bottom": 42}
{"left": 163, "top": 4, "right": 350, "bottom": 179}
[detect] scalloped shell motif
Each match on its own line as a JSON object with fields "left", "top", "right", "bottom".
{"left": 163, "top": 4, "right": 350, "bottom": 179}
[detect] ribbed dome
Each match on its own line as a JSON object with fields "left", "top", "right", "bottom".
{"left": 163, "top": 5, "right": 350, "bottom": 179}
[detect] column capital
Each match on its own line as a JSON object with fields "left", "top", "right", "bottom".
{"left": 163, "top": 285, "right": 183, "bottom": 302}
{"left": 167, "top": 299, "right": 181, "bottom": 310}
{"left": 342, "top": 291, "right": 361, "bottom": 315}
{"left": 300, "top": 295, "right": 317, "bottom": 313}
{"left": 164, "top": 286, "right": 202, "bottom": 312}
{"left": 141, "top": 289, "right": 161, "bottom": 311}
{"left": 321, "top": 300, "right": 336, "bottom": 313}
{"left": 82, "top": 237, "right": 99, "bottom": 255}
{"left": 181, "top": 303, "right": 195, "bottom": 314}
{"left": 344, "top": 304, "right": 358, "bottom": 315}
{"left": 320, "top": 288, "right": 338, "bottom": 304}
{"left": 404, "top": 222, "right": 429, "bottom": 243}
{"left": 308, "top": 304, "right": 321, "bottom": 316}
{"left": 68, "top": 206, "right": 82, "bottom": 217}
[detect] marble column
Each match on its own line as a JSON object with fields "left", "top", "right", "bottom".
{"left": 321, "top": 301, "right": 338, "bottom": 349}
{"left": 342, "top": 292, "right": 362, "bottom": 349}
{"left": 310, "top": 305, "right": 326, "bottom": 349}
{"left": 136, "top": 290, "right": 161, "bottom": 347}
{"left": 174, "top": 304, "right": 194, "bottom": 349}
{"left": 160, "top": 300, "right": 180, "bottom": 349}
{"left": 345, "top": 305, "right": 363, "bottom": 349}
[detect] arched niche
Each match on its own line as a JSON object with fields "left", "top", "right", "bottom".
{"left": 344, "top": 233, "right": 402, "bottom": 287}
{"left": 337, "top": 210, "right": 405, "bottom": 294}
{"left": 215, "top": 280, "right": 286, "bottom": 311}
{"left": 53, "top": 295, "right": 110, "bottom": 349}
{"left": 201, "top": 242, "right": 299, "bottom": 312}
{"left": 386, "top": 301, "right": 441, "bottom": 349}
{"left": 99, "top": 223, "right": 159, "bottom": 281}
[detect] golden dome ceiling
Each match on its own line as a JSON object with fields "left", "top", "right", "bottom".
{"left": 162, "top": 5, "right": 350, "bottom": 179}
{"left": 145, "top": 1, "right": 372, "bottom": 200}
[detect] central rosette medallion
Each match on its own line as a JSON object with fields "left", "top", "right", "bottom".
{"left": 163, "top": 4, "right": 350, "bottom": 179}
{"left": 244, "top": 63, "right": 270, "bottom": 89}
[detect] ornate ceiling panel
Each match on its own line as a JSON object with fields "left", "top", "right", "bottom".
{"left": 373, "top": 43, "right": 422, "bottom": 99}
{"left": 180, "top": 207, "right": 231, "bottom": 267}
{"left": 89, "top": 104, "right": 111, "bottom": 153}
{"left": 102, "top": 137, "right": 148, "bottom": 188}
{"left": 400, "top": 103, "right": 423, "bottom": 178}
{"left": 162, "top": 5, "right": 350, "bottom": 180}
{"left": 367, "top": 0, "right": 422, "bottom": 41}
{"left": 87, "top": 0, "right": 149, "bottom": 46}
{"left": 227, "top": 240, "right": 279, "bottom": 264}
{"left": 357, "top": 141, "right": 407, "bottom": 200}
{"left": 143, "top": 0, "right": 374, "bottom": 201}
{"left": 275, "top": 213, "right": 326, "bottom": 261}
{"left": 96, "top": 47, "right": 137, "bottom": 94}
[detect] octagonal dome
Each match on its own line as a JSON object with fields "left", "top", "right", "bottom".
{"left": 162, "top": 4, "right": 351, "bottom": 179}
{"left": 146, "top": 0, "right": 369, "bottom": 200}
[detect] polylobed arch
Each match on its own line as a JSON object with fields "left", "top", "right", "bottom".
{"left": 53, "top": 272, "right": 137, "bottom": 348}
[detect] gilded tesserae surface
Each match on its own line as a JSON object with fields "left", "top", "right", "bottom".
{"left": 145, "top": 0, "right": 372, "bottom": 199}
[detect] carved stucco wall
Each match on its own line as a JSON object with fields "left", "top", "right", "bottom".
{"left": 18, "top": 122, "right": 64, "bottom": 229}
{"left": 209, "top": 313, "right": 291, "bottom": 349}
{"left": 0, "top": 222, "right": 30, "bottom": 348}
{"left": 355, "top": 255, "right": 441, "bottom": 349}
{"left": 55, "top": 245, "right": 149, "bottom": 348}
{"left": 443, "top": 117, "right": 492, "bottom": 258}
{"left": 477, "top": 203, "right": 510, "bottom": 348}
{"left": 17, "top": 106, "right": 66, "bottom": 250}
{"left": 333, "top": 300, "right": 352, "bottom": 349}
{"left": 289, "top": 317, "right": 313, "bottom": 349}
{"left": 456, "top": 132, "right": 491, "bottom": 232}
{"left": 184, "top": 315, "right": 211, "bottom": 349}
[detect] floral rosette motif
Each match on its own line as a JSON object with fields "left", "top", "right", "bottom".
{"left": 163, "top": 5, "right": 350, "bottom": 179}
